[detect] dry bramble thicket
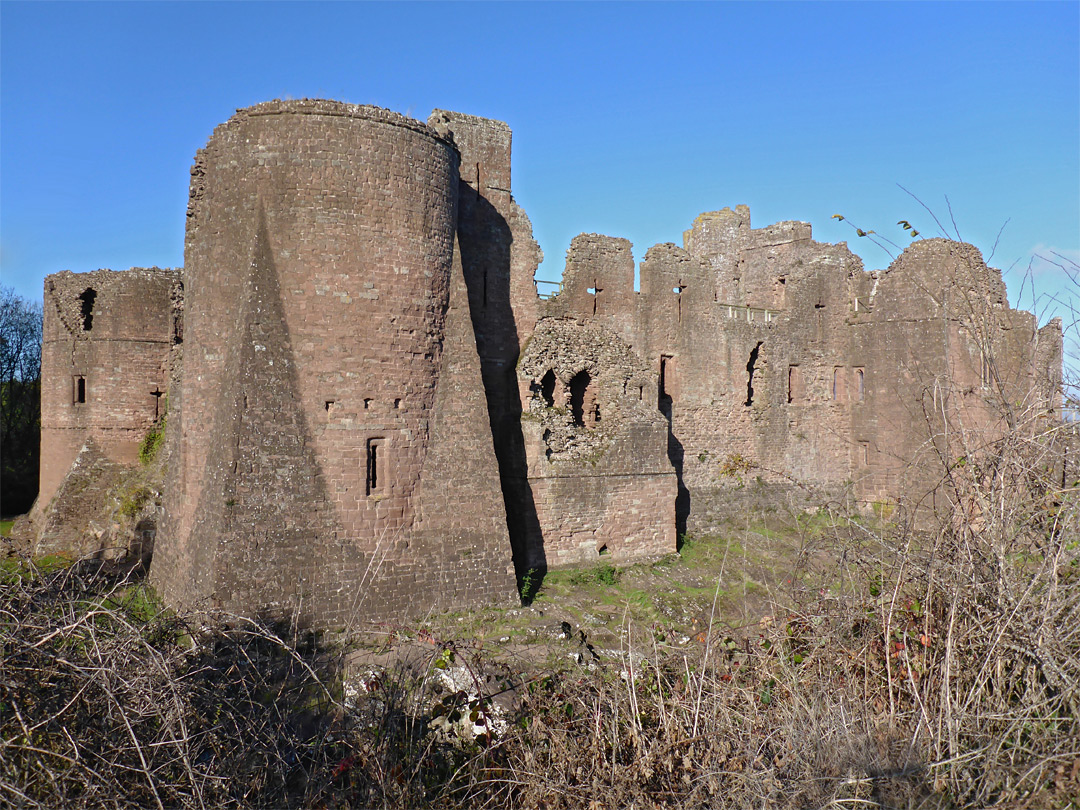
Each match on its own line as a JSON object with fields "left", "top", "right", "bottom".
{"left": 2, "top": 254, "right": 1079, "bottom": 809}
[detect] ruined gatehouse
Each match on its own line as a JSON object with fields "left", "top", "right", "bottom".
{"left": 15, "top": 100, "right": 1063, "bottom": 628}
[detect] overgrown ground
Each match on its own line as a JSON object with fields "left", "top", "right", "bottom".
{"left": 428, "top": 508, "right": 859, "bottom": 654}
{"left": 2, "top": 492, "right": 1078, "bottom": 809}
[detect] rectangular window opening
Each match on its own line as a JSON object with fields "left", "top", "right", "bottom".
{"left": 366, "top": 438, "right": 385, "bottom": 496}
{"left": 74, "top": 375, "right": 86, "bottom": 404}
{"left": 788, "top": 365, "right": 803, "bottom": 404}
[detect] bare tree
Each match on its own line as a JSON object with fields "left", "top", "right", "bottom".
{"left": 0, "top": 286, "right": 42, "bottom": 515}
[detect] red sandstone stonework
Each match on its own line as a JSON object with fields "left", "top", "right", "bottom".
{"left": 26, "top": 268, "right": 178, "bottom": 556}
{"left": 20, "top": 101, "right": 1061, "bottom": 628}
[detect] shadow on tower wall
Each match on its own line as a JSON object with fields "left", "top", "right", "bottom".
{"left": 184, "top": 208, "right": 338, "bottom": 624}
{"left": 660, "top": 396, "right": 690, "bottom": 541}
{"left": 455, "top": 189, "right": 545, "bottom": 586}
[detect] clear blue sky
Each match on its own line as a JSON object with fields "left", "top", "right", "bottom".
{"left": 2, "top": 1, "right": 1077, "bottom": 327}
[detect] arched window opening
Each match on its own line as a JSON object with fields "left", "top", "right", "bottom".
{"left": 855, "top": 368, "right": 865, "bottom": 401}
{"left": 569, "top": 371, "right": 591, "bottom": 427}
{"left": 540, "top": 370, "right": 557, "bottom": 407}
{"left": 78, "top": 288, "right": 97, "bottom": 331}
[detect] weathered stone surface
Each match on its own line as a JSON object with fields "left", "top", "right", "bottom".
{"left": 152, "top": 100, "right": 516, "bottom": 626}
{"left": 544, "top": 208, "right": 1062, "bottom": 531}
{"left": 516, "top": 318, "right": 676, "bottom": 567}
{"left": 13, "top": 268, "right": 177, "bottom": 556}
{"left": 24, "top": 100, "right": 1060, "bottom": 628}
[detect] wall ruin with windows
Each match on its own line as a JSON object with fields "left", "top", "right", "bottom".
{"left": 542, "top": 206, "right": 1062, "bottom": 531}
{"left": 516, "top": 318, "right": 676, "bottom": 567}
{"left": 20, "top": 100, "right": 1061, "bottom": 628}
{"left": 27, "top": 268, "right": 179, "bottom": 556}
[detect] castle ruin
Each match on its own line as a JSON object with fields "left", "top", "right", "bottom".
{"left": 16, "top": 100, "right": 1063, "bottom": 628}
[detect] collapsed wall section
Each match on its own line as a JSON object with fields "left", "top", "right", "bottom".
{"left": 155, "top": 100, "right": 514, "bottom": 627}
{"left": 517, "top": 318, "right": 676, "bottom": 567}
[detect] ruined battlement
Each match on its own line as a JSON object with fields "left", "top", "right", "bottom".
{"left": 429, "top": 109, "right": 512, "bottom": 198}
{"left": 43, "top": 268, "right": 179, "bottom": 343}
{"left": 22, "top": 100, "right": 1062, "bottom": 630}
{"left": 876, "top": 238, "right": 1010, "bottom": 313}
{"left": 683, "top": 207, "right": 812, "bottom": 266}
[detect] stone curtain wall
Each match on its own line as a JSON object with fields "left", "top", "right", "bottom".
{"left": 154, "top": 100, "right": 514, "bottom": 626}
{"left": 427, "top": 111, "right": 547, "bottom": 578}
{"left": 543, "top": 206, "right": 1061, "bottom": 530}
{"left": 856, "top": 239, "right": 1064, "bottom": 511}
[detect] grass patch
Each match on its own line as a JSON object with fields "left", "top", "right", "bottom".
{"left": 0, "top": 519, "right": 14, "bottom": 537}
{"left": 676, "top": 532, "right": 744, "bottom": 567}
{"left": 138, "top": 399, "right": 167, "bottom": 465}
{"left": 1, "top": 553, "right": 72, "bottom": 584}
{"left": 116, "top": 481, "right": 154, "bottom": 519}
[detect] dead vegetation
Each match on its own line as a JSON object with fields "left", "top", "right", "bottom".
{"left": 3, "top": 349, "right": 1079, "bottom": 808}
{"left": 3, "top": 450, "right": 1077, "bottom": 809}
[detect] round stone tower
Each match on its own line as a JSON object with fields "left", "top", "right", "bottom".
{"left": 156, "top": 100, "right": 514, "bottom": 625}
